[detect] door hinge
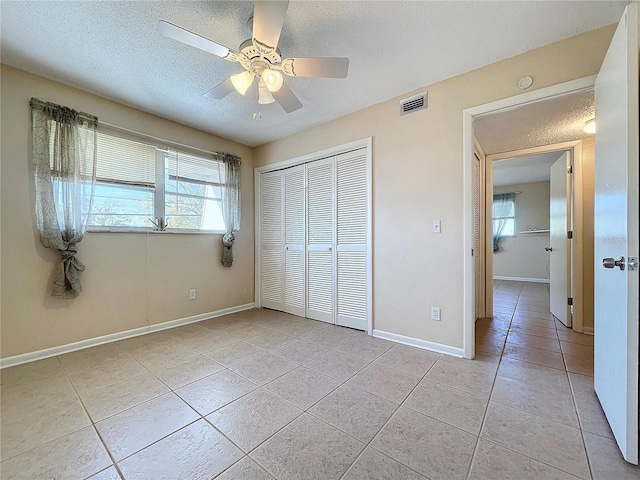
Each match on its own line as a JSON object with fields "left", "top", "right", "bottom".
{"left": 471, "top": 248, "right": 474, "bottom": 257}
{"left": 567, "top": 230, "right": 573, "bottom": 239}
{"left": 568, "top": 297, "right": 573, "bottom": 306}
{"left": 567, "top": 165, "right": 573, "bottom": 174}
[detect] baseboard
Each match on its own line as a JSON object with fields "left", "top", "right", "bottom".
{"left": 0, "top": 303, "right": 255, "bottom": 369}
{"left": 372, "top": 329, "right": 464, "bottom": 358}
{"left": 493, "top": 276, "right": 550, "bottom": 284}
{"left": 583, "top": 326, "right": 594, "bottom": 335}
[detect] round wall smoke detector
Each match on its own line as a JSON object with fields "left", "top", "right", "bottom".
{"left": 517, "top": 76, "right": 533, "bottom": 90}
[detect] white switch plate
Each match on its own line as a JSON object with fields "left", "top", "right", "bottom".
{"left": 189, "top": 289, "right": 196, "bottom": 300}
{"left": 431, "top": 306, "right": 441, "bottom": 321}
{"left": 432, "top": 220, "right": 441, "bottom": 234}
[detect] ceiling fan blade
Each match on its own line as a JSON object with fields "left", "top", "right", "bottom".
{"left": 272, "top": 81, "right": 302, "bottom": 113}
{"left": 159, "top": 21, "right": 236, "bottom": 60}
{"left": 252, "top": 1, "right": 289, "bottom": 51}
{"left": 282, "top": 57, "right": 349, "bottom": 78}
{"left": 204, "top": 78, "right": 235, "bottom": 99}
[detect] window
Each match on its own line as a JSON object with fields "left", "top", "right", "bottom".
{"left": 492, "top": 194, "right": 516, "bottom": 237}
{"left": 163, "top": 151, "right": 225, "bottom": 231}
{"left": 87, "top": 130, "right": 227, "bottom": 233}
{"left": 90, "top": 133, "right": 155, "bottom": 228}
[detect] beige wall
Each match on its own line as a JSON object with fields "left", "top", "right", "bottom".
{"left": 1, "top": 65, "right": 255, "bottom": 358}
{"left": 493, "top": 182, "right": 551, "bottom": 281}
{"left": 254, "top": 25, "right": 614, "bottom": 349}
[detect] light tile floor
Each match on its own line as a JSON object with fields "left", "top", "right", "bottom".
{"left": 1, "top": 290, "right": 638, "bottom": 479}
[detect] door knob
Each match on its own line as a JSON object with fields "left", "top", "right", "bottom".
{"left": 545, "top": 247, "right": 552, "bottom": 252}
{"left": 602, "top": 256, "right": 625, "bottom": 271}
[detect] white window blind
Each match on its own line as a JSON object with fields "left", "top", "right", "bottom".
{"left": 66, "top": 126, "right": 237, "bottom": 232}
{"left": 164, "top": 151, "right": 225, "bottom": 231}
{"left": 96, "top": 132, "right": 155, "bottom": 186}
{"left": 88, "top": 132, "right": 155, "bottom": 228}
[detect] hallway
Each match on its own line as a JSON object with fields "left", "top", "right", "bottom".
{"left": 474, "top": 280, "right": 638, "bottom": 479}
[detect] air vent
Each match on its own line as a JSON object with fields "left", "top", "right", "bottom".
{"left": 400, "top": 92, "right": 427, "bottom": 116}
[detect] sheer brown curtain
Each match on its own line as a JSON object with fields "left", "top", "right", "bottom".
{"left": 30, "top": 98, "right": 97, "bottom": 298}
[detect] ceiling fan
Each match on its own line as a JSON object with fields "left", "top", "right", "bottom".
{"left": 159, "top": 0, "right": 349, "bottom": 113}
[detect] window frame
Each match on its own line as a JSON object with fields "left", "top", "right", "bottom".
{"left": 492, "top": 196, "right": 516, "bottom": 238}
{"left": 86, "top": 130, "right": 227, "bottom": 235}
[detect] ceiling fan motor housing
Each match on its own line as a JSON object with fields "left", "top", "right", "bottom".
{"left": 238, "top": 38, "right": 282, "bottom": 74}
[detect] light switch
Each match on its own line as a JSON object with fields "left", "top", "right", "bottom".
{"left": 432, "top": 220, "right": 441, "bottom": 234}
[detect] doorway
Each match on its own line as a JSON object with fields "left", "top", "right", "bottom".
{"left": 463, "top": 5, "right": 638, "bottom": 464}
{"left": 485, "top": 144, "right": 584, "bottom": 330}
{"left": 463, "top": 76, "right": 597, "bottom": 357}
{"left": 477, "top": 143, "right": 594, "bottom": 376}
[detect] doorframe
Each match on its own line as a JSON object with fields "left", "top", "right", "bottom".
{"left": 485, "top": 141, "right": 585, "bottom": 333}
{"left": 463, "top": 75, "right": 596, "bottom": 358}
{"left": 254, "top": 137, "right": 373, "bottom": 334}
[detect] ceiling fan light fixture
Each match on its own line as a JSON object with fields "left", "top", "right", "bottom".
{"left": 262, "top": 69, "right": 284, "bottom": 92}
{"left": 584, "top": 118, "right": 596, "bottom": 134}
{"left": 231, "top": 71, "right": 254, "bottom": 95}
{"left": 258, "top": 80, "right": 275, "bottom": 104}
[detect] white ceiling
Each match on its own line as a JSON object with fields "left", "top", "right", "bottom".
{"left": 0, "top": 1, "right": 625, "bottom": 147}
{"left": 475, "top": 89, "right": 595, "bottom": 155}
{"left": 493, "top": 151, "right": 564, "bottom": 187}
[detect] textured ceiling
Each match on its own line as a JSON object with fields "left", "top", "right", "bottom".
{"left": 0, "top": 1, "right": 624, "bottom": 147}
{"left": 475, "top": 89, "right": 595, "bottom": 155}
{"left": 493, "top": 151, "right": 565, "bottom": 187}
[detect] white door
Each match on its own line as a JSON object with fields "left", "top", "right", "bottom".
{"left": 549, "top": 152, "right": 571, "bottom": 327}
{"left": 260, "top": 170, "right": 284, "bottom": 311}
{"left": 594, "top": 4, "right": 639, "bottom": 465}
{"left": 336, "top": 149, "right": 368, "bottom": 330}
{"left": 283, "top": 165, "right": 305, "bottom": 316}
{"left": 306, "top": 157, "right": 335, "bottom": 323}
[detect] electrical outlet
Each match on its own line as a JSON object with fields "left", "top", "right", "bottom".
{"left": 189, "top": 289, "right": 196, "bottom": 300}
{"left": 432, "top": 220, "right": 441, "bottom": 234}
{"left": 431, "top": 306, "right": 441, "bottom": 321}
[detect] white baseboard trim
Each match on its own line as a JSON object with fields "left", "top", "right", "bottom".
{"left": 583, "top": 326, "right": 594, "bottom": 335}
{"left": 493, "top": 276, "right": 550, "bottom": 284}
{"left": 372, "top": 329, "right": 464, "bottom": 358}
{"left": 0, "top": 303, "right": 255, "bottom": 369}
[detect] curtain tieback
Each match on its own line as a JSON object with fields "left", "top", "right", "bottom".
{"left": 59, "top": 243, "right": 84, "bottom": 268}
{"left": 52, "top": 243, "right": 85, "bottom": 299}
{"left": 222, "top": 232, "right": 235, "bottom": 268}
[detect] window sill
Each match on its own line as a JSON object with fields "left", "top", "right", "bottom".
{"left": 88, "top": 228, "right": 226, "bottom": 235}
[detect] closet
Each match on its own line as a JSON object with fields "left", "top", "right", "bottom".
{"left": 257, "top": 145, "right": 370, "bottom": 331}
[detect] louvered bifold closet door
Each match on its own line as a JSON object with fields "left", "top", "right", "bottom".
{"left": 336, "top": 149, "right": 368, "bottom": 330}
{"left": 260, "top": 170, "right": 284, "bottom": 311}
{"left": 283, "top": 165, "right": 305, "bottom": 316}
{"left": 473, "top": 154, "right": 482, "bottom": 320}
{"left": 306, "top": 157, "right": 336, "bottom": 323}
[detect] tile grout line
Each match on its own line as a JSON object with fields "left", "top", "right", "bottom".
{"left": 7, "top": 305, "right": 599, "bottom": 479}
{"left": 566, "top": 372, "right": 596, "bottom": 480}
{"left": 463, "top": 349, "right": 505, "bottom": 480}
{"left": 193, "top": 332, "right": 397, "bottom": 478}
{"left": 474, "top": 281, "right": 595, "bottom": 480}
{"left": 1, "top": 315, "right": 342, "bottom": 476}
{"left": 228, "top": 338, "right": 436, "bottom": 478}
{"left": 242, "top": 353, "right": 382, "bottom": 476}
{"left": 62, "top": 362, "right": 127, "bottom": 480}
{"left": 337, "top": 351, "right": 444, "bottom": 480}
